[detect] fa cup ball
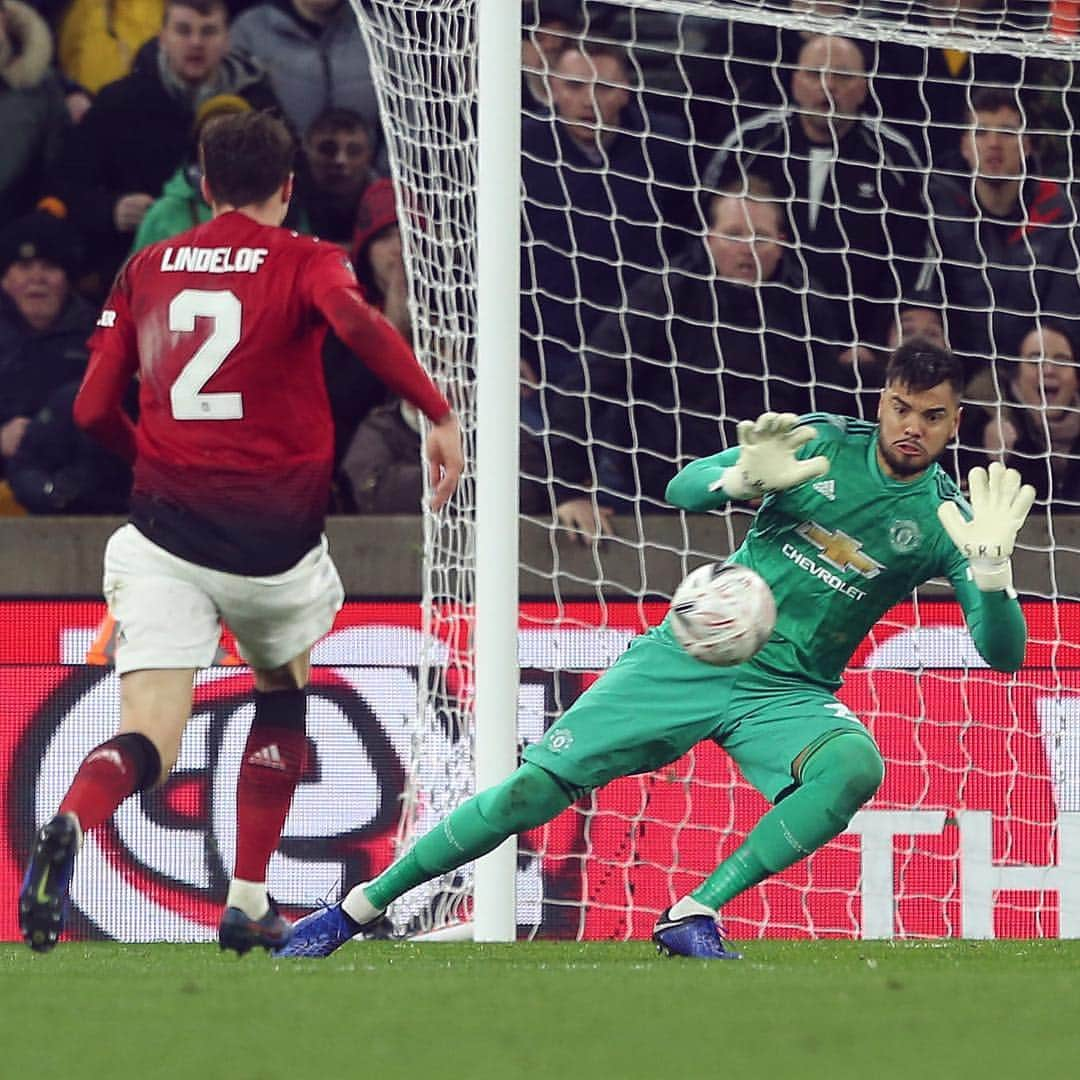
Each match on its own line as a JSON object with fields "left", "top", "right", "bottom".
{"left": 668, "top": 563, "right": 776, "bottom": 666}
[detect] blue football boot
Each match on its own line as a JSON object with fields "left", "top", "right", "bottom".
{"left": 19, "top": 813, "right": 80, "bottom": 953}
{"left": 652, "top": 907, "right": 742, "bottom": 960}
{"left": 272, "top": 903, "right": 393, "bottom": 959}
{"left": 218, "top": 897, "right": 293, "bottom": 955}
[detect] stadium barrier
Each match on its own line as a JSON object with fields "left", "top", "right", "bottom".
{"left": 1, "top": 514, "right": 1078, "bottom": 598}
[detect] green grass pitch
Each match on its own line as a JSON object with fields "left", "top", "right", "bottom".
{"left": 2, "top": 939, "right": 1077, "bottom": 1079}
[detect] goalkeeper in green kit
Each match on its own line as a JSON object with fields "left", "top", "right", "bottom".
{"left": 278, "top": 340, "right": 1035, "bottom": 960}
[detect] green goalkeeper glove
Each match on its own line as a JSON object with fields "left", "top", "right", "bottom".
{"left": 709, "top": 412, "right": 829, "bottom": 500}
{"left": 937, "top": 462, "right": 1036, "bottom": 593}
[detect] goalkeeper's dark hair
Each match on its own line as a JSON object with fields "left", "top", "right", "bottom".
{"left": 200, "top": 111, "right": 295, "bottom": 209}
{"left": 885, "top": 338, "right": 965, "bottom": 397}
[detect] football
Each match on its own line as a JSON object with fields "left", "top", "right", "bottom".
{"left": 668, "top": 562, "right": 776, "bottom": 666}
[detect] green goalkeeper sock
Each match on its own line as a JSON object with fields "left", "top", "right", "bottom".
{"left": 364, "top": 763, "right": 576, "bottom": 911}
{"left": 691, "top": 732, "right": 884, "bottom": 910}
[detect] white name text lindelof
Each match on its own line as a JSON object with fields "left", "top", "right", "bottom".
{"left": 160, "top": 247, "right": 268, "bottom": 274}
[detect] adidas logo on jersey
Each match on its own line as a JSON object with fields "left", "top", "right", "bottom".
{"left": 247, "top": 743, "right": 287, "bottom": 771}
{"left": 813, "top": 479, "right": 836, "bottom": 501}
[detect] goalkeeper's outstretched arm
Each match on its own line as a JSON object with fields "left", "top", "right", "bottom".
{"left": 939, "top": 463, "right": 1036, "bottom": 673}
{"left": 666, "top": 412, "right": 829, "bottom": 512}
{"left": 666, "top": 446, "right": 741, "bottom": 511}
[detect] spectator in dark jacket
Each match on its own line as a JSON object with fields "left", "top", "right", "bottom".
{"left": 959, "top": 320, "right": 1080, "bottom": 513}
{"left": 0, "top": 212, "right": 96, "bottom": 472}
{"left": 0, "top": 0, "right": 68, "bottom": 225}
{"left": 54, "top": 0, "right": 278, "bottom": 286}
{"left": 702, "top": 34, "right": 930, "bottom": 379}
{"left": 547, "top": 180, "right": 834, "bottom": 538}
{"left": 521, "top": 41, "right": 697, "bottom": 431}
{"left": 910, "top": 89, "right": 1080, "bottom": 377}
{"left": 8, "top": 380, "right": 133, "bottom": 512}
{"left": 679, "top": 15, "right": 836, "bottom": 159}
{"left": 230, "top": 0, "right": 381, "bottom": 153}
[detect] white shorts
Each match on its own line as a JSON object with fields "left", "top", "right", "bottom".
{"left": 103, "top": 524, "right": 345, "bottom": 675}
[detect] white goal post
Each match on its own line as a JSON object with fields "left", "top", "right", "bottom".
{"left": 350, "top": 0, "right": 525, "bottom": 941}
{"left": 470, "top": 0, "right": 522, "bottom": 942}
{"left": 350, "top": 0, "right": 1080, "bottom": 943}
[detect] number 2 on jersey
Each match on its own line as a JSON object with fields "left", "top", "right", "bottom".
{"left": 168, "top": 289, "right": 243, "bottom": 420}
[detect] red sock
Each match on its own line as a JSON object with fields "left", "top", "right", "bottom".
{"left": 59, "top": 734, "right": 156, "bottom": 832}
{"left": 233, "top": 723, "right": 307, "bottom": 882}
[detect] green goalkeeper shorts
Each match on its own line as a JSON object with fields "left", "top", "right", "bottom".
{"left": 522, "top": 624, "right": 876, "bottom": 804}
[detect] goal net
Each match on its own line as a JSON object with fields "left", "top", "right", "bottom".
{"left": 350, "top": 0, "right": 1080, "bottom": 940}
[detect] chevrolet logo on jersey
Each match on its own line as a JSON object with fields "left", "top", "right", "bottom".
{"left": 796, "top": 522, "right": 885, "bottom": 579}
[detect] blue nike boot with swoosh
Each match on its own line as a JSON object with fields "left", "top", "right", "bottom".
{"left": 273, "top": 902, "right": 394, "bottom": 959}
{"left": 19, "top": 813, "right": 80, "bottom": 953}
{"left": 652, "top": 906, "right": 742, "bottom": 960}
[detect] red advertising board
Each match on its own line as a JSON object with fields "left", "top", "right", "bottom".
{"left": 2, "top": 599, "right": 1078, "bottom": 942}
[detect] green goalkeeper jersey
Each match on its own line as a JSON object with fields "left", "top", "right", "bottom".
{"left": 665, "top": 412, "right": 1027, "bottom": 688}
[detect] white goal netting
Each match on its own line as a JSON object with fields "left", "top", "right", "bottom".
{"left": 351, "top": 0, "right": 1080, "bottom": 940}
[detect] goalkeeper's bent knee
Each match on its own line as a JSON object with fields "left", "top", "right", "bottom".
{"left": 475, "top": 762, "right": 577, "bottom": 833}
{"left": 689, "top": 732, "right": 885, "bottom": 903}
{"left": 799, "top": 732, "right": 884, "bottom": 823}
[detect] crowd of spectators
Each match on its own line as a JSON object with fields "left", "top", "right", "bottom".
{"left": 0, "top": 0, "right": 1077, "bottom": 526}
{"left": 519, "top": 0, "right": 1080, "bottom": 530}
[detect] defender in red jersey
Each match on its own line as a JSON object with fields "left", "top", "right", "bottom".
{"left": 18, "top": 112, "right": 463, "bottom": 955}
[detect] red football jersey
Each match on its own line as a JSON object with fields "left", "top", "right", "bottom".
{"left": 82, "top": 211, "right": 446, "bottom": 575}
